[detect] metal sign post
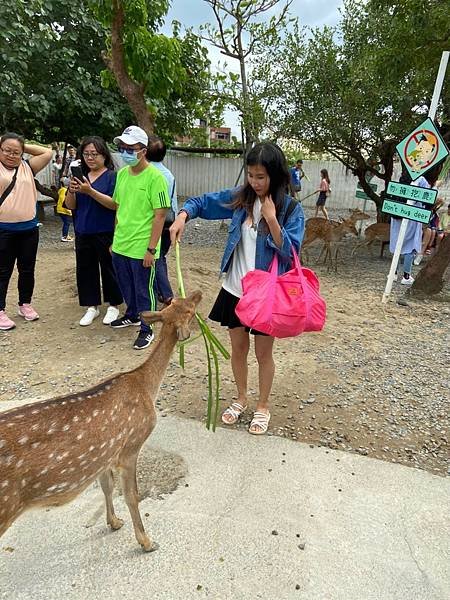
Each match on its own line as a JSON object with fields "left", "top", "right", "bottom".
{"left": 382, "top": 50, "right": 449, "bottom": 303}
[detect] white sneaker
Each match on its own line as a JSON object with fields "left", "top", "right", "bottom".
{"left": 103, "top": 306, "right": 120, "bottom": 325}
{"left": 413, "top": 254, "right": 423, "bottom": 266}
{"left": 400, "top": 276, "right": 414, "bottom": 286}
{"left": 79, "top": 307, "right": 100, "bottom": 326}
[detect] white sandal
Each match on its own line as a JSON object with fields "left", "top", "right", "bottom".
{"left": 221, "top": 402, "right": 247, "bottom": 425}
{"left": 248, "top": 411, "right": 271, "bottom": 435}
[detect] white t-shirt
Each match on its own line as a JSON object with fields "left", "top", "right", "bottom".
{"left": 223, "top": 199, "right": 261, "bottom": 298}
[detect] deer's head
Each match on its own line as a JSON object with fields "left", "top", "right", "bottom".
{"left": 141, "top": 291, "right": 202, "bottom": 341}
{"left": 349, "top": 208, "right": 371, "bottom": 221}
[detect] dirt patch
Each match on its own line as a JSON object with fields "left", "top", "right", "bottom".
{"left": 1, "top": 214, "right": 448, "bottom": 476}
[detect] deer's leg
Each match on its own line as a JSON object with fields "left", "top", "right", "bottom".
{"left": 120, "top": 453, "right": 157, "bottom": 552}
{"left": 317, "top": 243, "right": 326, "bottom": 264}
{"left": 99, "top": 469, "right": 124, "bottom": 531}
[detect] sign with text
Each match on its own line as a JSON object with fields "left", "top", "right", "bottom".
{"left": 355, "top": 181, "right": 377, "bottom": 201}
{"left": 382, "top": 199, "right": 431, "bottom": 224}
{"left": 386, "top": 181, "right": 438, "bottom": 205}
{"left": 396, "top": 117, "right": 449, "bottom": 181}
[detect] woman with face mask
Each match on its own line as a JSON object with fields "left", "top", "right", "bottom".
{"left": 0, "top": 132, "right": 52, "bottom": 330}
{"left": 64, "top": 136, "right": 123, "bottom": 327}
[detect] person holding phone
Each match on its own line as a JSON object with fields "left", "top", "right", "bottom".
{"left": 64, "top": 136, "right": 123, "bottom": 327}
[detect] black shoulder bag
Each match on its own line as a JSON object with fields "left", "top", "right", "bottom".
{"left": 0, "top": 166, "right": 19, "bottom": 208}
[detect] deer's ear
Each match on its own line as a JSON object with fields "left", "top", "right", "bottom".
{"left": 187, "top": 290, "right": 202, "bottom": 305}
{"left": 141, "top": 311, "right": 164, "bottom": 325}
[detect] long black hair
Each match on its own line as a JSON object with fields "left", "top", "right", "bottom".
{"left": 79, "top": 136, "right": 114, "bottom": 174}
{"left": 231, "top": 142, "right": 290, "bottom": 216}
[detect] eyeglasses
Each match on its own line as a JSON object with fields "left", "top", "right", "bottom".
{"left": 0, "top": 148, "right": 22, "bottom": 158}
{"left": 82, "top": 152, "right": 100, "bottom": 159}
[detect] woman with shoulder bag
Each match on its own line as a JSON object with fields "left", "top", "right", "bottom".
{"left": 170, "top": 143, "right": 304, "bottom": 435}
{"left": 0, "top": 132, "right": 52, "bottom": 330}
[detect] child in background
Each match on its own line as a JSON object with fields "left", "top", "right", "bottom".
{"left": 57, "top": 178, "right": 73, "bottom": 242}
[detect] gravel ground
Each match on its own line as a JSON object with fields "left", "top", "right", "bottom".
{"left": 1, "top": 206, "right": 449, "bottom": 476}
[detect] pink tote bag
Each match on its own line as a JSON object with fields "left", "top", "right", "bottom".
{"left": 235, "top": 248, "right": 326, "bottom": 338}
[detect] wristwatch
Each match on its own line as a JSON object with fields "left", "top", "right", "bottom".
{"left": 147, "top": 247, "right": 157, "bottom": 255}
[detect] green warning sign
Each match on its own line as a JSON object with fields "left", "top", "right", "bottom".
{"left": 396, "top": 117, "right": 449, "bottom": 181}
{"left": 386, "top": 181, "right": 438, "bottom": 205}
{"left": 382, "top": 199, "right": 431, "bottom": 224}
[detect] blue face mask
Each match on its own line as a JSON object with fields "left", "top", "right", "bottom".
{"left": 119, "top": 149, "right": 140, "bottom": 166}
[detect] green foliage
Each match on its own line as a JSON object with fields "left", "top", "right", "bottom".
{"left": 201, "top": 0, "right": 293, "bottom": 147}
{"left": 268, "top": 0, "right": 449, "bottom": 207}
{"left": 0, "top": 0, "right": 132, "bottom": 142}
{"left": 90, "top": 0, "right": 217, "bottom": 139}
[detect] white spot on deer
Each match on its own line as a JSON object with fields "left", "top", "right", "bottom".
{"left": 21, "top": 479, "right": 27, "bottom": 488}
{"left": 78, "top": 453, "right": 86, "bottom": 460}
{"left": 92, "top": 457, "right": 98, "bottom": 462}
{"left": 62, "top": 424, "right": 70, "bottom": 431}
{"left": 88, "top": 446, "right": 95, "bottom": 453}
{"left": 15, "top": 459, "right": 24, "bottom": 468}
{"left": 32, "top": 482, "right": 41, "bottom": 489}
{"left": 31, "top": 424, "right": 39, "bottom": 431}
{"left": 6, "top": 423, "right": 14, "bottom": 428}
{"left": 0, "top": 439, "right": 5, "bottom": 448}
{"left": 109, "top": 438, "right": 115, "bottom": 447}
{"left": 56, "top": 452, "right": 69, "bottom": 462}
{"left": 14, "top": 413, "right": 24, "bottom": 419}
{"left": 100, "top": 450, "right": 107, "bottom": 458}
{"left": 68, "top": 467, "right": 76, "bottom": 473}
{"left": 77, "top": 397, "right": 83, "bottom": 402}
{"left": 39, "top": 468, "right": 48, "bottom": 476}
{"left": 129, "top": 428, "right": 135, "bottom": 435}
{"left": 31, "top": 442, "right": 41, "bottom": 449}
{"left": 18, "top": 436, "right": 28, "bottom": 445}
{"left": 1, "top": 481, "right": 9, "bottom": 488}
{"left": 93, "top": 410, "right": 99, "bottom": 417}
{"left": 69, "top": 483, "right": 79, "bottom": 490}
{"left": 127, "top": 415, "right": 131, "bottom": 422}
{"left": 48, "top": 453, "right": 55, "bottom": 459}
{"left": 76, "top": 433, "right": 85, "bottom": 441}
{"left": 47, "top": 427, "right": 56, "bottom": 435}
{"left": 31, "top": 409, "right": 39, "bottom": 415}
{"left": 43, "top": 405, "right": 50, "bottom": 410}
{"left": 100, "top": 442, "right": 107, "bottom": 449}
{"left": 72, "top": 416, "right": 79, "bottom": 423}
{"left": 3, "top": 496, "right": 9, "bottom": 502}
{"left": 5, "top": 455, "right": 14, "bottom": 466}
{"left": 86, "top": 417, "right": 92, "bottom": 424}
{"left": 47, "top": 485, "right": 58, "bottom": 492}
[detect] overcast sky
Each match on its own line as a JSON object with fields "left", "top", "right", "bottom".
{"left": 163, "top": 0, "right": 343, "bottom": 135}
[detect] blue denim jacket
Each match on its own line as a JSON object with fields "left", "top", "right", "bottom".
{"left": 182, "top": 188, "right": 305, "bottom": 274}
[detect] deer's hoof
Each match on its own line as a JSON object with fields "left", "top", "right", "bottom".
{"left": 142, "top": 540, "right": 159, "bottom": 553}
{"left": 109, "top": 517, "right": 125, "bottom": 531}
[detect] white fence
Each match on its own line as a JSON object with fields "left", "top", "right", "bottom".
{"left": 36, "top": 153, "right": 450, "bottom": 213}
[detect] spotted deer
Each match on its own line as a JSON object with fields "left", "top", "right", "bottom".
{"left": 0, "top": 291, "right": 202, "bottom": 552}
{"left": 351, "top": 222, "right": 390, "bottom": 257}
{"left": 301, "top": 217, "right": 358, "bottom": 271}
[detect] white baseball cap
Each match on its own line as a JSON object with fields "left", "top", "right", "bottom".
{"left": 114, "top": 126, "right": 148, "bottom": 147}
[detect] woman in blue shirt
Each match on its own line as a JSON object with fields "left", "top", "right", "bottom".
{"left": 64, "top": 136, "right": 123, "bottom": 326}
{"left": 170, "top": 143, "right": 304, "bottom": 435}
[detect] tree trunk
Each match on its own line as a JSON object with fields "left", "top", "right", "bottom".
{"left": 106, "top": 0, "right": 155, "bottom": 135}
{"left": 410, "top": 234, "right": 450, "bottom": 296}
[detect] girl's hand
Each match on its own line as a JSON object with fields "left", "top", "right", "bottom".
{"left": 74, "top": 176, "right": 92, "bottom": 195}
{"left": 260, "top": 194, "right": 277, "bottom": 223}
{"left": 169, "top": 213, "right": 187, "bottom": 246}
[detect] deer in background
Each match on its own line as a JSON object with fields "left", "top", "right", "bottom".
{"left": 0, "top": 291, "right": 202, "bottom": 552}
{"left": 301, "top": 214, "right": 361, "bottom": 271}
{"left": 351, "top": 222, "right": 390, "bottom": 258}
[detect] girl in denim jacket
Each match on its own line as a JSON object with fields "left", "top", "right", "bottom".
{"left": 170, "top": 143, "right": 304, "bottom": 435}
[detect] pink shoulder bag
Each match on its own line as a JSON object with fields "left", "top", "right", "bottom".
{"left": 235, "top": 247, "right": 326, "bottom": 338}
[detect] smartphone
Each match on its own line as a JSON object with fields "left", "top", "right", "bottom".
{"left": 71, "top": 165, "right": 84, "bottom": 181}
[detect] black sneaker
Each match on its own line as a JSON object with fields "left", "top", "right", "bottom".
{"left": 133, "top": 330, "right": 154, "bottom": 350}
{"left": 110, "top": 316, "right": 140, "bottom": 328}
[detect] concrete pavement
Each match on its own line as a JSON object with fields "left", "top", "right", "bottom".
{"left": 1, "top": 399, "right": 449, "bottom": 600}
